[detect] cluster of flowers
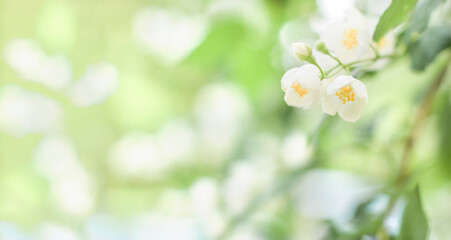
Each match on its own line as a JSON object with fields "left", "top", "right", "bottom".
{"left": 281, "top": 8, "right": 395, "bottom": 122}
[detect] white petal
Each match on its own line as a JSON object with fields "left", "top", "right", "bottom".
{"left": 284, "top": 89, "right": 304, "bottom": 108}
{"left": 345, "top": 8, "right": 370, "bottom": 58}
{"left": 320, "top": 21, "right": 350, "bottom": 59}
{"left": 300, "top": 88, "right": 321, "bottom": 109}
{"left": 322, "top": 93, "right": 341, "bottom": 115}
{"left": 299, "top": 64, "right": 321, "bottom": 80}
{"left": 350, "top": 79, "right": 368, "bottom": 102}
{"left": 366, "top": 17, "right": 378, "bottom": 40}
{"left": 313, "top": 51, "right": 338, "bottom": 72}
{"left": 344, "top": 8, "right": 367, "bottom": 29}
{"left": 379, "top": 32, "right": 396, "bottom": 55}
{"left": 282, "top": 64, "right": 322, "bottom": 109}
{"left": 298, "top": 68, "right": 321, "bottom": 89}
{"left": 292, "top": 42, "right": 311, "bottom": 57}
{"left": 281, "top": 68, "right": 302, "bottom": 92}
{"left": 356, "top": 29, "right": 370, "bottom": 58}
{"left": 284, "top": 87, "right": 321, "bottom": 109}
{"left": 327, "top": 75, "right": 355, "bottom": 95}
{"left": 338, "top": 99, "right": 366, "bottom": 122}
{"left": 320, "top": 8, "right": 371, "bottom": 64}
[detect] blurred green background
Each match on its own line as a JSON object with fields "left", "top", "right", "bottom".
{"left": 0, "top": 0, "right": 450, "bottom": 239}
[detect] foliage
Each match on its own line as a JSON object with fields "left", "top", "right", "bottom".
{"left": 0, "top": 0, "right": 450, "bottom": 239}
{"left": 373, "top": 0, "right": 418, "bottom": 41}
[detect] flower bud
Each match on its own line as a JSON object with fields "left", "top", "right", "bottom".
{"left": 314, "top": 41, "right": 329, "bottom": 55}
{"left": 292, "top": 42, "right": 312, "bottom": 61}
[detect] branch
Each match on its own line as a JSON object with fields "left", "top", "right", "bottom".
{"left": 395, "top": 61, "right": 449, "bottom": 186}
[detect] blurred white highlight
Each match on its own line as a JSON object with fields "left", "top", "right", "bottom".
{"left": 156, "top": 120, "right": 196, "bottom": 164}
{"left": 0, "top": 222, "right": 31, "bottom": 240}
{"left": 223, "top": 160, "right": 273, "bottom": 215}
{"left": 130, "top": 213, "right": 200, "bottom": 240}
{"left": 3, "top": 39, "right": 73, "bottom": 90}
{"left": 294, "top": 169, "right": 376, "bottom": 222}
{"left": 4, "top": 39, "right": 45, "bottom": 81}
{"left": 33, "top": 135, "right": 96, "bottom": 217}
{"left": 68, "top": 62, "right": 119, "bottom": 107}
{"left": 195, "top": 83, "right": 251, "bottom": 164}
{"left": 37, "top": 223, "right": 80, "bottom": 240}
{"left": 109, "top": 133, "right": 164, "bottom": 179}
{"left": 132, "top": 8, "right": 207, "bottom": 64}
{"left": 0, "top": 85, "right": 63, "bottom": 137}
{"left": 281, "top": 131, "right": 311, "bottom": 168}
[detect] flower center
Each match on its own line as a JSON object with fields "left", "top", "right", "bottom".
{"left": 378, "top": 37, "right": 388, "bottom": 49}
{"left": 335, "top": 84, "right": 355, "bottom": 104}
{"left": 291, "top": 82, "right": 308, "bottom": 98}
{"left": 342, "top": 28, "right": 358, "bottom": 50}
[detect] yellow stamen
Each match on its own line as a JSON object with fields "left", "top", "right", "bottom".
{"left": 378, "top": 37, "right": 388, "bottom": 48}
{"left": 342, "top": 28, "right": 358, "bottom": 50}
{"left": 291, "top": 82, "right": 308, "bottom": 98}
{"left": 336, "top": 84, "right": 355, "bottom": 104}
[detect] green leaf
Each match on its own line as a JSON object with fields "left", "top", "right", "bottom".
{"left": 404, "top": 0, "right": 444, "bottom": 43}
{"left": 410, "top": 24, "right": 451, "bottom": 71}
{"left": 373, "top": 0, "right": 419, "bottom": 41}
{"left": 398, "top": 185, "right": 429, "bottom": 240}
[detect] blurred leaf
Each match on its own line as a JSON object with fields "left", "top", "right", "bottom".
{"left": 409, "top": 24, "right": 451, "bottom": 71}
{"left": 436, "top": 90, "right": 451, "bottom": 180}
{"left": 187, "top": 20, "right": 247, "bottom": 69}
{"left": 323, "top": 197, "right": 384, "bottom": 240}
{"left": 403, "top": 0, "right": 443, "bottom": 43}
{"left": 373, "top": 0, "right": 418, "bottom": 41}
{"left": 398, "top": 185, "right": 428, "bottom": 240}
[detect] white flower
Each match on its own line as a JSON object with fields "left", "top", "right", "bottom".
{"left": 376, "top": 32, "right": 395, "bottom": 56}
{"left": 281, "top": 64, "right": 321, "bottom": 109}
{"left": 368, "top": 31, "right": 396, "bottom": 70}
{"left": 313, "top": 50, "right": 339, "bottom": 72}
{"left": 322, "top": 75, "right": 368, "bottom": 122}
{"left": 292, "top": 42, "right": 312, "bottom": 61}
{"left": 320, "top": 8, "right": 370, "bottom": 64}
{"left": 362, "top": 18, "right": 397, "bottom": 70}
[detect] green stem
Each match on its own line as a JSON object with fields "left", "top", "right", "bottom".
{"left": 395, "top": 60, "right": 449, "bottom": 186}
{"left": 327, "top": 52, "right": 344, "bottom": 67}
{"left": 370, "top": 44, "right": 380, "bottom": 58}
{"left": 313, "top": 62, "right": 325, "bottom": 79}
{"left": 325, "top": 64, "right": 342, "bottom": 76}
{"left": 375, "top": 57, "right": 449, "bottom": 235}
{"left": 322, "top": 54, "right": 397, "bottom": 79}
{"left": 327, "top": 68, "right": 345, "bottom": 79}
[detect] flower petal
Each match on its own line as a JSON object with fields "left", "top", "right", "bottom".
{"left": 356, "top": 29, "right": 370, "bottom": 58}
{"left": 338, "top": 99, "right": 366, "bottom": 122}
{"left": 350, "top": 79, "right": 368, "bottom": 102}
{"left": 343, "top": 8, "right": 367, "bottom": 29}
{"left": 299, "top": 64, "right": 321, "bottom": 81}
{"left": 313, "top": 51, "right": 338, "bottom": 72}
{"left": 322, "top": 93, "right": 341, "bottom": 115}
{"left": 301, "top": 88, "right": 321, "bottom": 109}
{"left": 281, "top": 67, "right": 302, "bottom": 92}
{"left": 327, "top": 75, "right": 355, "bottom": 95}
{"left": 284, "top": 89, "right": 304, "bottom": 108}
{"left": 284, "top": 87, "right": 321, "bottom": 109}
{"left": 320, "top": 8, "right": 371, "bottom": 64}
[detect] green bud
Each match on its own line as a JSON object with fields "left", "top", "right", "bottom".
{"left": 314, "top": 41, "right": 329, "bottom": 55}
{"left": 292, "top": 42, "right": 313, "bottom": 62}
